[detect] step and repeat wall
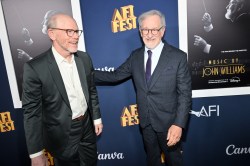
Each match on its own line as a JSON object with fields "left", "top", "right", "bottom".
{"left": 0, "top": 0, "right": 249, "bottom": 165}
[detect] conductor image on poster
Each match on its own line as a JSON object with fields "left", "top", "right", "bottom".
{"left": 0, "top": 0, "right": 80, "bottom": 108}
{"left": 187, "top": 0, "right": 250, "bottom": 90}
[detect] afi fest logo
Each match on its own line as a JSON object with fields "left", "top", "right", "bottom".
{"left": 121, "top": 104, "right": 139, "bottom": 127}
{"left": 0, "top": 111, "right": 15, "bottom": 132}
{"left": 44, "top": 150, "right": 54, "bottom": 166}
{"left": 111, "top": 5, "right": 137, "bottom": 33}
{"left": 189, "top": 105, "right": 220, "bottom": 117}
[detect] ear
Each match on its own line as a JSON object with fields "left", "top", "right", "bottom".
{"left": 47, "top": 29, "right": 56, "bottom": 41}
{"left": 162, "top": 26, "right": 166, "bottom": 32}
{"left": 160, "top": 26, "right": 166, "bottom": 37}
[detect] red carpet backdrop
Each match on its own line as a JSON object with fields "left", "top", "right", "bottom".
{"left": 0, "top": 0, "right": 249, "bottom": 165}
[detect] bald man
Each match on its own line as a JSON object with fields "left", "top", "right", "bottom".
{"left": 22, "top": 14, "right": 103, "bottom": 166}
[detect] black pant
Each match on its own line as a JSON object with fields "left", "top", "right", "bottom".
{"left": 142, "top": 125, "right": 183, "bottom": 166}
{"left": 54, "top": 112, "right": 97, "bottom": 166}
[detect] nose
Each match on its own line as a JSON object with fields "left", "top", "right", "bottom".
{"left": 147, "top": 30, "right": 154, "bottom": 37}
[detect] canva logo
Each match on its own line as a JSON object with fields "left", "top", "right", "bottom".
{"left": 95, "top": 66, "right": 114, "bottom": 72}
{"left": 226, "top": 144, "right": 250, "bottom": 155}
{"left": 189, "top": 105, "right": 220, "bottom": 117}
{"left": 98, "top": 152, "right": 125, "bottom": 160}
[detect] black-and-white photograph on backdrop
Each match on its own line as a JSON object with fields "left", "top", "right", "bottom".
{"left": 0, "top": 0, "right": 85, "bottom": 108}
{"left": 179, "top": 0, "right": 250, "bottom": 97}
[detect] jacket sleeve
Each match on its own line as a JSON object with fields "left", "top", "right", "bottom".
{"left": 22, "top": 62, "right": 44, "bottom": 154}
{"left": 174, "top": 53, "right": 192, "bottom": 129}
{"left": 81, "top": 53, "right": 102, "bottom": 121}
{"left": 94, "top": 53, "right": 134, "bottom": 84}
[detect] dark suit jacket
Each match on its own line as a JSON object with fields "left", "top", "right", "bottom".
{"left": 95, "top": 42, "right": 192, "bottom": 132}
{"left": 22, "top": 48, "right": 101, "bottom": 157}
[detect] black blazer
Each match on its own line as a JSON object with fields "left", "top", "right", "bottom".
{"left": 22, "top": 48, "right": 101, "bottom": 156}
{"left": 95, "top": 42, "right": 192, "bottom": 132}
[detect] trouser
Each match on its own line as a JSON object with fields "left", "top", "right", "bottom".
{"left": 54, "top": 112, "right": 97, "bottom": 166}
{"left": 142, "top": 125, "right": 183, "bottom": 166}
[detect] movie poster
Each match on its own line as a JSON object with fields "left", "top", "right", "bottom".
{"left": 186, "top": 0, "right": 250, "bottom": 91}
{"left": 0, "top": 0, "right": 84, "bottom": 108}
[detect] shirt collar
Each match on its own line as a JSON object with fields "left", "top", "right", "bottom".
{"left": 52, "top": 46, "right": 74, "bottom": 64}
{"left": 145, "top": 41, "right": 164, "bottom": 54}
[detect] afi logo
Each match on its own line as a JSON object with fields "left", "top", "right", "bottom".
{"left": 190, "top": 105, "right": 220, "bottom": 117}
{"left": 111, "top": 5, "right": 137, "bottom": 33}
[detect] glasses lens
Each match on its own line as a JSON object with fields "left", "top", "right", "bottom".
{"left": 66, "top": 30, "right": 82, "bottom": 37}
{"left": 141, "top": 28, "right": 161, "bottom": 35}
{"left": 142, "top": 29, "right": 148, "bottom": 35}
{"left": 66, "top": 30, "right": 74, "bottom": 37}
{"left": 152, "top": 30, "right": 158, "bottom": 35}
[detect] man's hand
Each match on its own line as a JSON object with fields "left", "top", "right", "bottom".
{"left": 194, "top": 35, "right": 211, "bottom": 54}
{"left": 17, "top": 49, "right": 32, "bottom": 61}
{"left": 166, "top": 125, "right": 182, "bottom": 147}
{"left": 31, "top": 154, "right": 48, "bottom": 166}
{"left": 202, "top": 13, "right": 213, "bottom": 32}
{"left": 194, "top": 35, "right": 207, "bottom": 49}
{"left": 21, "top": 28, "right": 33, "bottom": 46}
{"left": 202, "top": 13, "right": 212, "bottom": 27}
{"left": 94, "top": 123, "right": 103, "bottom": 136}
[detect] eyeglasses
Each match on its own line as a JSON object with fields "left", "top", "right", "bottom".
{"left": 50, "top": 28, "right": 83, "bottom": 37}
{"left": 140, "top": 26, "right": 164, "bottom": 35}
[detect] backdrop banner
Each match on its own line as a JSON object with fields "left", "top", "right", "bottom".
{"left": 0, "top": 0, "right": 249, "bottom": 166}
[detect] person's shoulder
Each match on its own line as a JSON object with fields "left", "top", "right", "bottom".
{"left": 76, "top": 50, "right": 90, "bottom": 58}
{"left": 76, "top": 50, "right": 93, "bottom": 64}
{"left": 76, "top": 50, "right": 87, "bottom": 55}
{"left": 27, "top": 49, "right": 51, "bottom": 65}
{"left": 163, "top": 42, "right": 187, "bottom": 57}
{"left": 131, "top": 46, "right": 144, "bottom": 56}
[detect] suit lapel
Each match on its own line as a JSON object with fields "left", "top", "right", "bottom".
{"left": 136, "top": 48, "right": 148, "bottom": 89}
{"left": 74, "top": 54, "right": 89, "bottom": 103}
{"left": 148, "top": 44, "right": 172, "bottom": 89}
{"left": 47, "top": 50, "right": 71, "bottom": 108}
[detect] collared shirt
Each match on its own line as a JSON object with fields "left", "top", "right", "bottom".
{"left": 52, "top": 46, "right": 101, "bottom": 125}
{"left": 144, "top": 41, "right": 164, "bottom": 75}
{"left": 52, "top": 46, "right": 87, "bottom": 120}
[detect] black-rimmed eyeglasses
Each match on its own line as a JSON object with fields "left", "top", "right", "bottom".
{"left": 140, "top": 26, "right": 164, "bottom": 35}
{"left": 50, "top": 28, "right": 83, "bottom": 37}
